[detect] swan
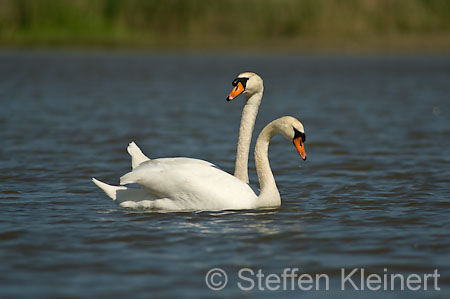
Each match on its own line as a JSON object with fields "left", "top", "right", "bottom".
{"left": 226, "top": 72, "right": 263, "bottom": 183}
{"left": 92, "top": 116, "right": 307, "bottom": 211}
{"left": 126, "top": 72, "right": 264, "bottom": 184}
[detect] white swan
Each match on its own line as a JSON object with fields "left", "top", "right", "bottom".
{"left": 126, "top": 72, "right": 264, "bottom": 184}
{"left": 92, "top": 116, "right": 307, "bottom": 211}
{"left": 226, "top": 72, "right": 263, "bottom": 183}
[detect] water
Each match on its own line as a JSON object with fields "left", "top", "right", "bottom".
{"left": 1, "top": 51, "right": 449, "bottom": 298}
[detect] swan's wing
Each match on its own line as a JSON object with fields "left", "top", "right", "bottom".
{"left": 119, "top": 157, "right": 257, "bottom": 210}
{"left": 141, "top": 157, "right": 216, "bottom": 168}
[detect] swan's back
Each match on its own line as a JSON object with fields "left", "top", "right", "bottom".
{"left": 120, "top": 157, "right": 257, "bottom": 210}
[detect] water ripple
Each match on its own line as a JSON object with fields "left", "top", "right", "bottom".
{"left": 1, "top": 52, "right": 449, "bottom": 298}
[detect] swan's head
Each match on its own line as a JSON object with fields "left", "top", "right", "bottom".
{"left": 226, "top": 72, "right": 264, "bottom": 101}
{"left": 273, "top": 116, "right": 307, "bottom": 161}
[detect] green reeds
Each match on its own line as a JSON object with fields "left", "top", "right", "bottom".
{"left": 1, "top": 0, "right": 449, "bottom": 51}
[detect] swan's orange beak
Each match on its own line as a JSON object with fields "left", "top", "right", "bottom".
{"left": 226, "top": 82, "right": 245, "bottom": 101}
{"left": 293, "top": 137, "right": 307, "bottom": 161}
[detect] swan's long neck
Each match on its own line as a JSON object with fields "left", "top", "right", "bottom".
{"left": 254, "top": 122, "right": 281, "bottom": 207}
{"left": 234, "top": 91, "right": 262, "bottom": 183}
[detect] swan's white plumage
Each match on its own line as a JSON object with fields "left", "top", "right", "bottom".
{"left": 92, "top": 177, "right": 155, "bottom": 203}
{"left": 92, "top": 178, "right": 126, "bottom": 200}
{"left": 230, "top": 72, "right": 263, "bottom": 184}
{"left": 119, "top": 158, "right": 257, "bottom": 211}
{"left": 127, "top": 141, "right": 150, "bottom": 169}
{"left": 93, "top": 116, "right": 306, "bottom": 212}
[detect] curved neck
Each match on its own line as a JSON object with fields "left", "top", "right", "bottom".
{"left": 234, "top": 91, "right": 262, "bottom": 183}
{"left": 254, "top": 122, "right": 281, "bottom": 207}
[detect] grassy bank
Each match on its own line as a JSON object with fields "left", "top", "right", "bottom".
{"left": 1, "top": 0, "right": 450, "bottom": 52}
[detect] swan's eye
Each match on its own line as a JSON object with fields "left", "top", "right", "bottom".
{"left": 293, "top": 128, "right": 306, "bottom": 142}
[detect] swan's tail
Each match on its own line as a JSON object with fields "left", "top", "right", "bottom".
{"left": 127, "top": 141, "right": 150, "bottom": 169}
{"left": 92, "top": 178, "right": 126, "bottom": 200}
{"left": 93, "top": 177, "right": 156, "bottom": 205}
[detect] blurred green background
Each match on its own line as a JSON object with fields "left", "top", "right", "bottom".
{"left": 1, "top": 0, "right": 450, "bottom": 52}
